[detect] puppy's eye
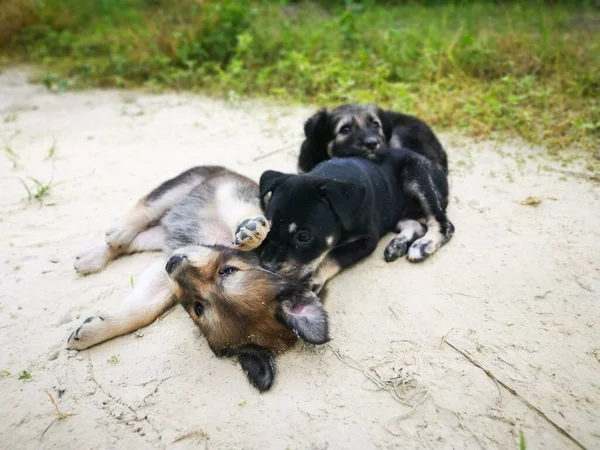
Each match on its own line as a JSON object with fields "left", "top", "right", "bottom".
{"left": 193, "top": 301, "right": 204, "bottom": 316}
{"left": 296, "top": 231, "right": 312, "bottom": 243}
{"left": 339, "top": 125, "right": 351, "bottom": 135}
{"left": 371, "top": 121, "right": 380, "bottom": 129}
{"left": 219, "top": 266, "right": 238, "bottom": 276}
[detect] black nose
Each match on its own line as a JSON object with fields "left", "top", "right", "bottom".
{"left": 363, "top": 137, "right": 379, "bottom": 151}
{"left": 261, "top": 261, "right": 279, "bottom": 273}
{"left": 166, "top": 254, "right": 187, "bottom": 275}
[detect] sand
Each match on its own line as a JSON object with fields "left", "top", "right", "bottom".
{"left": 0, "top": 68, "right": 598, "bottom": 450}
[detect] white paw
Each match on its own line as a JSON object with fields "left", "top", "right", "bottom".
{"left": 407, "top": 237, "right": 440, "bottom": 262}
{"left": 233, "top": 216, "right": 270, "bottom": 251}
{"left": 105, "top": 222, "right": 138, "bottom": 249}
{"left": 74, "top": 245, "right": 115, "bottom": 275}
{"left": 66, "top": 316, "right": 107, "bottom": 350}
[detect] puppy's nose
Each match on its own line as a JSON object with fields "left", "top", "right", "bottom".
{"left": 261, "top": 261, "right": 279, "bottom": 273}
{"left": 363, "top": 137, "right": 379, "bottom": 151}
{"left": 166, "top": 254, "right": 187, "bottom": 275}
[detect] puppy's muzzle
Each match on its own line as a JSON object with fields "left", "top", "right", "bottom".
{"left": 166, "top": 254, "right": 187, "bottom": 275}
{"left": 363, "top": 136, "right": 380, "bottom": 152}
{"left": 261, "top": 260, "right": 280, "bottom": 273}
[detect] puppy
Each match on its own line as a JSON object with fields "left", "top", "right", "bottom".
{"left": 259, "top": 149, "right": 454, "bottom": 293}
{"left": 67, "top": 166, "right": 329, "bottom": 391}
{"left": 298, "top": 104, "right": 447, "bottom": 174}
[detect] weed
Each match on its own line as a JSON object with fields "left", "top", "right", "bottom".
{"left": 41, "top": 72, "right": 69, "bottom": 92}
{"left": 13, "top": 265, "right": 20, "bottom": 271}
{"left": 476, "top": 343, "right": 484, "bottom": 352}
{"left": 3, "top": 134, "right": 20, "bottom": 169}
{"left": 238, "top": 400, "right": 247, "bottom": 407}
{"left": 1, "top": 1, "right": 598, "bottom": 157}
{"left": 18, "top": 370, "right": 32, "bottom": 381}
{"left": 45, "top": 138, "right": 57, "bottom": 160}
{"left": 129, "top": 275, "right": 134, "bottom": 288}
{"left": 19, "top": 175, "right": 54, "bottom": 204}
{"left": 3, "top": 113, "right": 17, "bottom": 123}
{"left": 0, "top": 369, "right": 11, "bottom": 377}
{"left": 106, "top": 355, "right": 119, "bottom": 364}
{"left": 520, "top": 429, "right": 526, "bottom": 450}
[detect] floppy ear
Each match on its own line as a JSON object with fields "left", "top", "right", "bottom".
{"left": 321, "top": 180, "right": 367, "bottom": 232}
{"left": 298, "top": 108, "right": 331, "bottom": 173}
{"left": 238, "top": 346, "right": 276, "bottom": 392}
{"left": 279, "top": 293, "right": 330, "bottom": 345}
{"left": 259, "top": 170, "right": 289, "bottom": 209}
{"left": 377, "top": 108, "right": 395, "bottom": 142}
{"left": 303, "top": 108, "right": 329, "bottom": 138}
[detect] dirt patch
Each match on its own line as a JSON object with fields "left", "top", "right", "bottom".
{"left": 0, "top": 68, "right": 598, "bottom": 449}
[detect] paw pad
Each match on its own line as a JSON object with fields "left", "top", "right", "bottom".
{"left": 233, "top": 216, "right": 270, "bottom": 250}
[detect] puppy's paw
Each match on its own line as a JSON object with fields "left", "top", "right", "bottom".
{"left": 233, "top": 216, "right": 270, "bottom": 250}
{"left": 105, "top": 222, "right": 138, "bottom": 249}
{"left": 383, "top": 237, "right": 410, "bottom": 262}
{"left": 66, "top": 316, "right": 107, "bottom": 350}
{"left": 74, "top": 245, "right": 115, "bottom": 275}
{"left": 407, "top": 237, "right": 439, "bottom": 262}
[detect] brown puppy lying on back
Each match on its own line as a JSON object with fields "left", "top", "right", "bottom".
{"left": 67, "top": 166, "right": 329, "bottom": 391}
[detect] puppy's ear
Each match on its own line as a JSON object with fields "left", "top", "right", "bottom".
{"left": 303, "top": 108, "right": 329, "bottom": 138}
{"left": 321, "top": 180, "right": 367, "bottom": 232}
{"left": 298, "top": 109, "right": 331, "bottom": 173}
{"left": 279, "top": 293, "right": 330, "bottom": 345}
{"left": 238, "top": 346, "right": 276, "bottom": 392}
{"left": 378, "top": 108, "right": 394, "bottom": 143}
{"left": 259, "top": 170, "right": 289, "bottom": 209}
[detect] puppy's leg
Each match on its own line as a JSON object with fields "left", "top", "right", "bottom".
{"left": 75, "top": 226, "right": 164, "bottom": 275}
{"left": 214, "top": 182, "right": 270, "bottom": 250}
{"left": 383, "top": 219, "right": 426, "bottom": 262}
{"left": 67, "top": 259, "right": 173, "bottom": 350}
{"left": 311, "top": 237, "right": 378, "bottom": 294}
{"left": 403, "top": 169, "right": 454, "bottom": 263}
{"left": 408, "top": 214, "right": 454, "bottom": 262}
{"left": 106, "top": 166, "right": 222, "bottom": 249}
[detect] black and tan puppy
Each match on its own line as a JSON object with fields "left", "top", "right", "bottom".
{"left": 67, "top": 166, "right": 329, "bottom": 391}
{"left": 260, "top": 149, "right": 454, "bottom": 293}
{"left": 298, "top": 104, "right": 447, "bottom": 174}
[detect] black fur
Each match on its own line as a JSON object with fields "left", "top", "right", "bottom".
{"left": 260, "top": 148, "right": 454, "bottom": 287}
{"left": 298, "top": 105, "right": 447, "bottom": 174}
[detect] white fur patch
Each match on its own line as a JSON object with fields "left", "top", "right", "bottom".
{"left": 407, "top": 217, "right": 444, "bottom": 261}
{"left": 396, "top": 219, "right": 426, "bottom": 240}
{"left": 326, "top": 235, "right": 334, "bottom": 246}
{"left": 288, "top": 223, "right": 297, "bottom": 233}
{"left": 216, "top": 181, "right": 261, "bottom": 233}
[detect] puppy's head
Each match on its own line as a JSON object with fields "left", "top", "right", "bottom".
{"left": 166, "top": 245, "right": 329, "bottom": 392}
{"left": 259, "top": 170, "right": 366, "bottom": 280}
{"left": 299, "top": 104, "right": 392, "bottom": 171}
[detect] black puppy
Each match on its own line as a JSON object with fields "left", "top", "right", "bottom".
{"left": 259, "top": 148, "right": 454, "bottom": 293}
{"left": 298, "top": 104, "right": 447, "bottom": 174}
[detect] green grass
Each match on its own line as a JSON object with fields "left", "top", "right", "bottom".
{"left": 19, "top": 174, "right": 54, "bottom": 204}
{"left": 18, "top": 370, "right": 32, "bottom": 381}
{"left": 1, "top": 0, "right": 599, "bottom": 162}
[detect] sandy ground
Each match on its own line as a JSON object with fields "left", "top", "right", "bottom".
{"left": 0, "top": 67, "right": 599, "bottom": 450}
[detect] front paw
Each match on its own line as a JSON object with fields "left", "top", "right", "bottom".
{"left": 66, "top": 316, "right": 107, "bottom": 350}
{"left": 74, "top": 245, "right": 115, "bottom": 275}
{"left": 233, "top": 216, "right": 270, "bottom": 250}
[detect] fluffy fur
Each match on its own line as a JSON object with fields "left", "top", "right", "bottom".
{"left": 298, "top": 104, "right": 447, "bottom": 174}
{"left": 260, "top": 149, "right": 454, "bottom": 293}
{"left": 67, "top": 166, "right": 329, "bottom": 392}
